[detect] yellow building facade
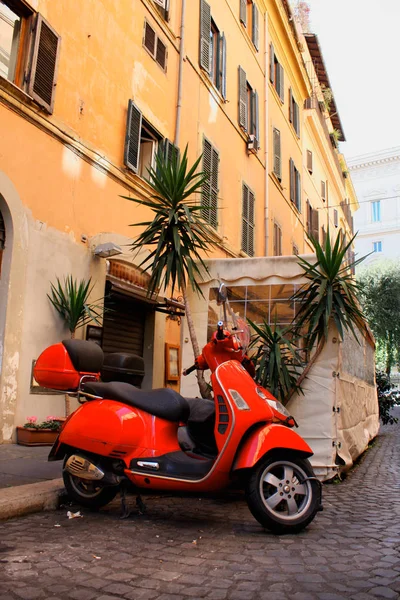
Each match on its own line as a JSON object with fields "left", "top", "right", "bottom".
{"left": 0, "top": 0, "right": 355, "bottom": 441}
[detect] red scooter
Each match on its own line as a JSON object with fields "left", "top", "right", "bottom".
{"left": 34, "top": 284, "right": 321, "bottom": 533}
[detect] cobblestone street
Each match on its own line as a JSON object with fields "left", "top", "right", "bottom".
{"left": 0, "top": 409, "right": 399, "bottom": 600}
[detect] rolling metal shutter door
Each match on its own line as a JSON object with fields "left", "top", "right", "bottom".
{"left": 102, "top": 292, "right": 146, "bottom": 356}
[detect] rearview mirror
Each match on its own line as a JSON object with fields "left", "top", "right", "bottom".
{"left": 216, "top": 283, "right": 227, "bottom": 305}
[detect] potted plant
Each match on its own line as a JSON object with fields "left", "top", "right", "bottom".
{"left": 16, "top": 416, "right": 64, "bottom": 446}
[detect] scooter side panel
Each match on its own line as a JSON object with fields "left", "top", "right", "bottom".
{"left": 232, "top": 423, "right": 314, "bottom": 471}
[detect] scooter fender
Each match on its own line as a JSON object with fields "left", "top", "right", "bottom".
{"left": 233, "top": 423, "right": 313, "bottom": 471}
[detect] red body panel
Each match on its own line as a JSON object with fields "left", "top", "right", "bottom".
{"left": 233, "top": 423, "right": 314, "bottom": 471}
{"left": 34, "top": 343, "right": 100, "bottom": 390}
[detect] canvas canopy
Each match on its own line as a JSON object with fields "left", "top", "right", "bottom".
{"left": 180, "top": 255, "right": 379, "bottom": 481}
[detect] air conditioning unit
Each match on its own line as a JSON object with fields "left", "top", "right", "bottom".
{"left": 247, "top": 134, "right": 258, "bottom": 154}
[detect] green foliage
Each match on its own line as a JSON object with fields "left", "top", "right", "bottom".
{"left": 249, "top": 319, "right": 303, "bottom": 403}
{"left": 48, "top": 275, "right": 103, "bottom": 335}
{"left": 376, "top": 371, "right": 399, "bottom": 425}
{"left": 122, "top": 145, "right": 219, "bottom": 298}
{"left": 23, "top": 418, "right": 62, "bottom": 431}
{"left": 292, "top": 230, "right": 366, "bottom": 349}
{"left": 358, "top": 261, "right": 400, "bottom": 374}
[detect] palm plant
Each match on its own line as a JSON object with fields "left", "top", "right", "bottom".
{"left": 249, "top": 319, "right": 303, "bottom": 402}
{"left": 121, "top": 145, "right": 219, "bottom": 398}
{"left": 288, "top": 230, "right": 366, "bottom": 395}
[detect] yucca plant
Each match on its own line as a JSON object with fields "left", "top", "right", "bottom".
{"left": 288, "top": 229, "right": 367, "bottom": 396}
{"left": 121, "top": 145, "right": 219, "bottom": 398}
{"left": 48, "top": 276, "right": 103, "bottom": 338}
{"left": 249, "top": 319, "right": 303, "bottom": 403}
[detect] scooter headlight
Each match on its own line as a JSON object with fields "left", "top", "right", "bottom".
{"left": 266, "top": 399, "right": 291, "bottom": 418}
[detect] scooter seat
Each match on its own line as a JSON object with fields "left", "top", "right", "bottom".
{"left": 82, "top": 381, "right": 190, "bottom": 422}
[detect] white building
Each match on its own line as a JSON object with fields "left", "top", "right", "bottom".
{"left": 347, "top": 147, "right": 400, "bottom": 267}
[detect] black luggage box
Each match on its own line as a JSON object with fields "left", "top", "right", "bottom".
{"left": 101, "top": 352, "right": 145, "bottom": 387}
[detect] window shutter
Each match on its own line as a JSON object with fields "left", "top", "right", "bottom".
{"left": 334, "top": 209, "right": 338, "bottom": 227}
{"left": 240, "top": 0, "right": 247, "bottom": 26}
{"left": 269, "top": 44, "right": 275, "bottom": 84}
{"left": 144, "top": 21, "right": 156, "bottom": 56}
{"left": 248, "top": 189, "right": 255, "bottom": 256}
{"left": 278, "top": 64, "right": 284, "bottom": 102}
{"left": 321, "top": 180, "right": 326, "bottom": 202}
{"left": 294, "top": 101, "right": 300, "bottom": 136}
{"left": 210, "top": 147, "right": 219, "bottom": 228}
{"left": 289, "top": 88, "right": 293, "bottom": 123}
{"left": 202, "top": 139, "right": 218, "bottom": 228}
{"left": 124, "top": 100, "right": 142, "bottom": 173}
{"left": 199, "top": 0, "right": 211, "bottom": 72}
{"left": 289, "top": 159, "right": 295, "bottom": 204}
{"left": 242, "top": 184, "right": 249, "bottom": 254}
{"left": 28, "top": 14, "right": 61, "bottom": 114}
{"left": 273, "top": 128, "right": 281, "bottom": 180}
{"left": 252, "top": 3, "right": 259, "bottom": 50}
{"left": 238, "top": 66, "right": 248, "bottom": 130}
{"left": 295, "top": 168, "right": 301, "bottom": 212}
{"left": 311, "top": 208, "right": 319, "bottom": 241}
{"left": 156, "top": 38, "right": 167, "bottom": 70}
{"left": 273, "top": 223, "right": 278, "bottom": 256}
{"left": 202, "top": 138, "right": 212, "bottom": 222}
{"left": 219, "top": 33, "right": 227, "bottom": 100}
{"left": 306, "top": 200, "right": 311, "bottom": 234}
{"left": 307, "top": 150, "right": 313, "bottom": 173}
{"left": 251, "top": 89, "right": 259, "bottom": 149}
{"left": 163, "top": 139, "right": 180, "bottom": 165}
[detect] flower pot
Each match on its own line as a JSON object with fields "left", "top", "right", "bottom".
{"left": 16, "top": 426, "right": 59, "bottom": 446}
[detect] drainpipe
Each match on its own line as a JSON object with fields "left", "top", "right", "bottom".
{"left": 264, "top": 10, "right": 270, "bottom": 256}
{"left": 174, "top": 0, "right": 186, "bottom": 146}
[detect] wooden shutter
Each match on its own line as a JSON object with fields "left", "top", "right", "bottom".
{"left": 252, "top": 3, "right": 259, "bottom": 50}
{"left": 124, "top": 100, "right": 142, "bottom": 173}
{"left": 144, "top": 21, "right": 156, "bottom": 56}
{"left": 269, "top": 44, "right": 275, "bottom": 84}
{"left": 103, "top": 293, "right": 146, "bottom": 358}
{"left": 251, "top": 89, "right": 259, "bottom": 148}
{"left": 321, "top": 180, "right": 326, "bottom": 202}
{"left": 219, "top": 33, "right": 227, "bottom": 100}
{"left": 294, "top": 101, "right": 300, "bottom": 136}
{"left": 311, "top": 208, "right": 319, "bottom": 241}
{"left": 307, "top": 150, "right": 313, "bottom": 173}
{"left": 199, "top": 0, "right": 211, "bottom": 72}
{"left": 163, "top": 139, "right": 180, "bottom": 164}
{"left": 241, "top": 184, "right": 255, "bottom": 256}
{"left": 273, "top": 128, "right": 281, "bottom": 180}
{"left": 248, "top": 189, "right": 255, "bottom": 256}
{"left": 306, "top": 200, "right": 311, "bottom": 235}
{"left": 240, "top": 0, "right": 247, "bottom": 25}
{"left": 156, "top": 38, "right": 167, "bottom": 70}
{"left": 238, "top": 66, "right": 247, "bottom": 130}
{"left": 278, "top": 63, "right": 284, "bottom": 102}
{"left": 321, "top": 226, "right": 327, "bottom": 248}
{"left": 28, "top": 14, "right": 61, "bottom": 114}
{"left": 202, "top": 139, "right": 218, "bottom": 228}
{"left": 289, "top": 159, "right": 295, "bottom": 204}
{"left": 334, "top": 209, "right": 338, "bottom": 227}
{"left": 295, "top": 168, "right": 301, "bottom": 211}
{"left": 210, "top": 146, "right": 219, "bottom": 228}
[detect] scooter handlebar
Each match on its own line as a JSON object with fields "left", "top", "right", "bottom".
{"left": 216, "top": 321, "right": 225, "bottom": 341}
{"left": 182, "top": 364, "right": 197, "bottom": 376}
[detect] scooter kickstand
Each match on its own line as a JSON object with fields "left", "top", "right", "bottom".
{"left": 136, "top": 494, "right": 147, "bottom": 515}
{"left": 119, "top": 481, "right": 131, "bottom": 520}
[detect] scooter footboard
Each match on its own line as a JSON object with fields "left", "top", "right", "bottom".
{"left": 232, "top": 423, "right": 313, "bottom": 471}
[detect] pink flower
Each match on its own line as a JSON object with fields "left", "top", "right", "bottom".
{"left": 46, "top": 416, "right": 57, "bottom": 422}
{"left": 26, "top": 416, "right": 37, "bottom": 424}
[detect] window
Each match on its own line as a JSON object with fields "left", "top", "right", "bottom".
{"left": 289, "top": 158, "right": 301, "bottom": 212}
{"left": 199, "top": 0, "right": 226, "bottom": 99}
{"left": 307, "top": 150, "right": 313, "bottom": 174}
{"left": 241, "top": 183, "right": 255, "bottom": 256}
{"left": 124, "top": 100, "right": 178, "bottom": 178}
{"left": 273, "top": 222, "right": 282, "bottom": 256}
{"left": 373, "top": 241, "right": 382, "bottom": 253}
{"left": 239, "top": 0, "right": 259, "bottom": 50}
{"left": 0, "top": 1, "right": 61, "bottom": 113}
{"left": 272, "top": 128, "right": 281, "bottom": 180}
{"left": 202, "top": 137, "right": 219, "bottom": 228}
{"left": 269, "top": 44, "right": 284, "bottom": 102}
{"left": 306, "top": 200, "right": 319, "bottom": 241}
{"left": 238, "top": 66, "right": 259, "bottom": 149}
{"left": 321, "top": 180, "right": 327, "bottom": 203}
{"left": 289, "top": 88, "right": 300, "bottom": 137}
{"left": 371, "top": 200, "right": 381, "bottom": 223}
{"left": 153, "top": 0, "right": 169, "bottom": 21}
{"left": 143, "top": 21, "right": 167, "bottom": 70}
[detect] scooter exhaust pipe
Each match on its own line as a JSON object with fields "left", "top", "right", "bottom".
{"left": 64, "top": 455, "right": 105, "bottom": 481}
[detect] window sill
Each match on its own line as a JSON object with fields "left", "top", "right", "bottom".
{"left": 0, "top": 76, "right": 37, "bottom": 110}
{"left": 199, "top": 68, "right": 226, "bottom": 104}
{"left": 270, "top": 171, "right": 283, "bottom": 189}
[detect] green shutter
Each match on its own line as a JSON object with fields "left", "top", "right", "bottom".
{"left": 124, "top": 100, "right": 142, "bottom": 173}
{"left": 199, "top": 0, "right": 211, "bottom": 72}
{"left": 238, "top": 66, "right": 248, "bottom": 130}
{"left": 252, "top": 3, "right": 259, "bottom": 50}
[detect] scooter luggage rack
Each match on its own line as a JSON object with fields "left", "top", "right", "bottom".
{"left": 70, "top": 374, "right": 102, "bottom": 404}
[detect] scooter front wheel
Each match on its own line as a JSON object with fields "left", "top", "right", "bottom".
{"left": 245, "top": 454, "right": 320, "bottom": 534}
{"left": 63, "top": 457, "right": 119, "bottom": 510}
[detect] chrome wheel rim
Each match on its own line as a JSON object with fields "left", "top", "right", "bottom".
{"left": 259, "top": 460, "right": 313, "bottom": 522}
{"left": 68, "top": 474, "right": 104, "bottom": 499}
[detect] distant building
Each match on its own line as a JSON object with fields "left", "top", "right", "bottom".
{"left": 348, "top": 148, "right": 400, "bottom": 267}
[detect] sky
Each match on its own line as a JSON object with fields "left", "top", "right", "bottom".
{"left": 306, "top": 0, "right": 400, "bottom": 160}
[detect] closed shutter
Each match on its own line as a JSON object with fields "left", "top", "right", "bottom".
{"left": 102, "top": 293, "right": 146, "bottom": 356}
{"left": 238, "top": 66, "right": 247, "bottom": 130}
{"left": 241, "top": 184, "right": 255, "bottom": 256}
{"left": 311, "top": 208, "right": 319, "bottom": 241}
{"left": 199, "top": 0, "right": 211, "bottom": 72}
{"left": 210, "top": 146, "right": 219, "bottom": 229}
{"left": 156, "top": 38, "right": 167, "bottom": 70}
{"left": 269, "top": 44, "right": 275, "bottom": 83}
{"left": 124, "top": 100, "right": 142, "bottom": 173}
{"left": 248, "top": 189, "right": 255, "bottom": 256}
{"left": 240, "top": 0, "right": 247, "bottom": 25}
{"left": 219, "top": 33, "right": 227, "bottom": 100}
{"left": 273, "top": 128, "right": 281, "bottom": 180}
{"left": 202, "top": 139, "right": 219, "bottom": 228}
{"left": 289, "top": 159, "right": 295, "bottom": 204}
{"left": 251, "top": 89, "right": 259, "bottom": 149}
{"left": 252, "top": 3, "right": 259, "bottom": 50}
{"left": 144, "top": 21, "right": 156, "bottom": 55}
{"left": 28, "top": 14, "right": 61, "bottom": 114}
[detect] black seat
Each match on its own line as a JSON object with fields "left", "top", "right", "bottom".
{"left": 82, "top": 381, "right": 190, "bottom": 423}
{"left": 62, "top": 339, "right": 104, "bottom": 373}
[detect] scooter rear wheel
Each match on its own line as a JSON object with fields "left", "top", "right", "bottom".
{"left": 245, "top": 453, "right": 320, "bottom": 534}
{"left": 63, "top": 456, "right": 119, "bottom": 509}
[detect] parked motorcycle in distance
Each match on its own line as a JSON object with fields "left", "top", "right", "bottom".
{"left": 34, "top": 284, "right": 322, "bottom": 534}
